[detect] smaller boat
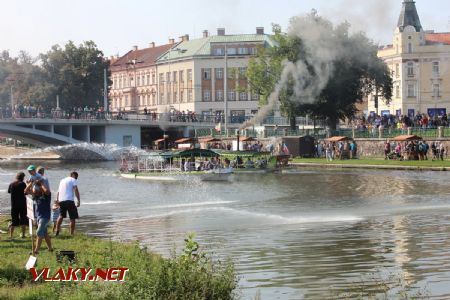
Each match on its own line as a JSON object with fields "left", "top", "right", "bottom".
{"left": 119, "top": 149, "right": 232, "bottom": 182}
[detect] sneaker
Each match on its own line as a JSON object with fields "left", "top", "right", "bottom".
{"left": 55, "top": 231, "right": 60, "bottom": 237}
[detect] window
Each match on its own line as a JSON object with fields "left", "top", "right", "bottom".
{"left": 167, "top": 91, "right": 171, "bottom": 103}
{"left": 152, "top": 94, "right": 156, "bottom": 105}
{"left": 187, "top": 69, "right": 192, "bottom": 81}
{"left": 159, "top": 73, "right": 164, "bottom": 84}
{"left": 251, "top": 93, "right": 260, "bottom": 101}
{"left": 203, "top": 68, "right": 211, "bottom": 80}
{"left": 407, "top": 62, "right": 414, "bottom": 76}
{"left": 239, "top": 92, "right": 247, "bottom": 101}
{"left": 179, "top": 70, "right": 184, "bottom": 82}
{"left": 238, "top": 67, "right": 247, "bottom": 78}
{"left": 174, "top": 91, "right": 178, "bottom": 103}
{"left": 166, "top": 72, "right": 171, "bottom": 83}
{"left": 137, "top": 76, "right": 141, "bottom": 86}
{"left": 152, "top": 73, "right": 156, "bottom": 84}
{"left": 160, "top": 93, "right": 164, "bottom": 104}
{"left": 188, "top": 89, "right": 193, "bottom": 102}
{"left": 180, "top": 90, "right": 184, "bottom": 102}
{"left": 395, "top": 64, "right": 400, "bottom": 78}
{"left": 146, "top": 74, "right": 150, "bottom": 85}
{"left": 173, "top": 71, "right": 177, "bottom": 83}
{"left": 433, "top": 83, "right": 440, "bottom": 97}
{"left": 407, "top": 84, "right": 415, "bottom": 97}
{"left": 228, "top": 90, "right": 236, "bottom": 101}
{"left": 249, "top": 47, "right": 257, "bottom": 55}
{"left": 432, "top": 62, "right": 440, "bottom": 76}
{"left": 226, "top": 47, "right": 236, "bottom": 55}
{"left": 203, "top": 90, "right": 211, "bottom": 101}
{"left": 238, "top": 47, "right": 249, "bottom": 55}
{"left": 214, "top": 48, "right": 224, "bottom": 56}
{"left": 215, "top": 68, "right": 223, "bottom": 79}
{"left": 395, "top": 85, "right": 400, "bottom": 98}
{"left": 216, "top": 90, "right": 223, "bottom": 101}
{"left": 125, "top": 95, "right": 129, "bottom": 106}
{"left": 408, "top": 43, "right": 412, "bottom": 54}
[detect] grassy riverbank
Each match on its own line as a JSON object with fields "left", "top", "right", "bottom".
{"left": 0, "top": 216, "right": 236, "bottom": 300}
{"left": 291, "top": 158, "right": 450, "bottom": 168}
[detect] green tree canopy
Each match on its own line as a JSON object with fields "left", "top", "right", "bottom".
{"left": 0, "top": 41, "right": 111, "bottom": 110}
{"left": 247, "top": 12, "right": 393, "bottom": 129}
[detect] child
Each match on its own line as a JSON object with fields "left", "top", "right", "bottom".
{"left": 51, "top": 201, "right": 60, "bottom": 233}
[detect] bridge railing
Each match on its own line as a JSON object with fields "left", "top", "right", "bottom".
{"left": 0, "top": 110, "right": 327, "bottom": 127}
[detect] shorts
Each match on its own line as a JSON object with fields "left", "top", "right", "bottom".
{"left": 59, "top": 201, "right": 79, "bottom": 219}
{"left": 11, "top": 206, "right": 28, "bottom": 226}
{"left": 36, "top": 218, "right": 49, "bottom": 237}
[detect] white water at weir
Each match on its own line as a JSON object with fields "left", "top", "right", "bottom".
{"left": 6, "top": 143, "right": 147, "bottom": 161}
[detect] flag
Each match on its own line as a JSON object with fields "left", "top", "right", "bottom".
{"left": 282, "top": 143, "right": 290, "bottom": 155}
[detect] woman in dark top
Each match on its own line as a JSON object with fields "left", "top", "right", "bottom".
{"left": 8, "top": 172, "right": 28, "bottom": 238}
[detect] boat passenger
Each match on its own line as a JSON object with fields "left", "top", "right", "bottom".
{"left": 184, "top": 159, "right": 191, "bottom": 172}
{"left": 181, "top": 158, "right": 185, "bottom": 171}
{"left": 245, "top": 158, "right": 255, "bottom": 168}
{"left": 203, "top": 158, "right": 211, "bottom": 170}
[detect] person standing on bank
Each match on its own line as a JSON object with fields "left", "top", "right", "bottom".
{"left": 8, "top": 172, "right": 27, "bottom": 239}
{"left": 25, "top": 175, "right": 53, "bottom": 254}
{"left": 55, "top": 171, "right": 80, "bottom": 236}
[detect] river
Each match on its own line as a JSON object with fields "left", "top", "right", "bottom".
{"left": 1, "top": 161, "right": 450, "bottom": 299}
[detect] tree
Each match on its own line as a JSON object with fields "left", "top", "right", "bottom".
{"left": 247, "top": 13, "right": 393, "bottom": 130}
{"left": 39, "top": 41, "right": 112, "bottom": 109}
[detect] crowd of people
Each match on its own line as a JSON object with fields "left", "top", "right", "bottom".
{"left": 314, "top": 140, "right": 358, "bottom": 161}
{"left": 6, "top": 165, "right": 81, "bottom": 255}
{"left": 384, "top": 140, "right": 447, "bottom": 161}
{"left": 352, "top": 112, "right": 450, "bottom": 130}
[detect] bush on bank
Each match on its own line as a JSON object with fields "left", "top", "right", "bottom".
{"left": 0, "top": 217, "right": 237, "bottom": 300}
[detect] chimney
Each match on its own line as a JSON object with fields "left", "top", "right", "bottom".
{"left": 179, "top": 34, "right": 189, "bottom": 42}
{"left": 217, "top": 28, "right": 225, "bottom": 36}
{"left": 149, "top": 42, "right": 155, "bottom": 48}
{"left": 203, "top": 30, "right": 209, "bottom": 38}
{"left": 132, "top": 45, "right": 138, "bottom": 51}
{"left": 256, "top": 27, "right": 264, "bottom": 35}
{"left": 169, "top": 38, "right": 175, "bottom": 44}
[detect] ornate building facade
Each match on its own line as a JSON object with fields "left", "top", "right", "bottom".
{"left": 368, "top": 0, "right": 450, "bottom": 118}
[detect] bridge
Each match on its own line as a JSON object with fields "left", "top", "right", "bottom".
{"left": 0, "top": 116, "right": 232, "bottom": 148}
{"left": 0, "top": 113, "right": 321, "bottom": 148}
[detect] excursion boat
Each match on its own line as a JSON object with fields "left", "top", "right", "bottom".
{"left": 119, "top": 148, "right": 233, "bottom": 182}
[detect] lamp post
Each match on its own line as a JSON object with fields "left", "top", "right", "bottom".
{"left": 224, "top": 44, "right": 228, "bottom": 136}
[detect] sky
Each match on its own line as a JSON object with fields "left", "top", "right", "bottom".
{"left": 1, "top": 0, "right": 449, "bottom": 58}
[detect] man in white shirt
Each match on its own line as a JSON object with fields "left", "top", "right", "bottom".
{"left": 55, "top": 171, "right": 80, "bottom": 236}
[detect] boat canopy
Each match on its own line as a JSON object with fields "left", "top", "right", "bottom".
{"left": 212, "top": 150, "right": 271, "bottom": 158}
{"left": 159, "top": 148, "right": 218, "bottom": 158}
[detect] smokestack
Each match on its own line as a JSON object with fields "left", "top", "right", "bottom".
{"left": 203, "top": 30, "right": 209, "bottom": 38}
{"left": 179, "top": 34, "right": 189, "bottom": 42}
{"left": 217, "top": 28, "right": 225, "bottom": 36}
{"left": 256, "top": 27, "right": 264, "bottom": 35}
{"left": 149, "top": 42, "right": 155, "bottom": 48}
{"left": 169, "top": 38, "right": 175, "bottom": 44}
{"left": 132, "top": 45, "right": 138, "bottom": 51}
